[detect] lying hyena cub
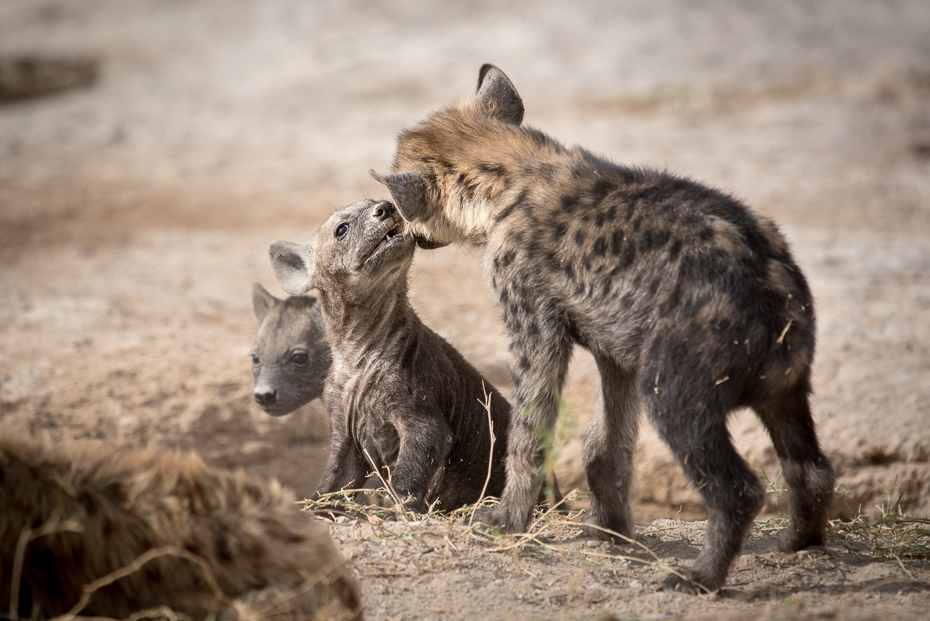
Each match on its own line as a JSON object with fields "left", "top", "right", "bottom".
{"left": 269, "top": 199, "right": 560, "bottom": 513}
{"left": 0, "top": 428, "right": 361, "bottom": 620}
{"left": 372, "top": 64, "right": 836, "bottom": 592}
{"left": 251, "top": 281, "right": 331, "bottom": 416}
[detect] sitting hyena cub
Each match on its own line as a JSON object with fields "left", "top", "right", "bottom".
{"left": 372, "top": 64, "right": 836, "bottom": 592}
{"left": 251, "top": 281, "right": 331, "bottom": 416}
{"left": 269, "top": 199, "right": 559, "bottom": 513}
{"left": 0, "top": 428, "right": 361, "bottom": 620}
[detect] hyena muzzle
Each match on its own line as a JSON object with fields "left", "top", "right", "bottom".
{"left": 371, "top": 64, "right": 836, "bottom": 593}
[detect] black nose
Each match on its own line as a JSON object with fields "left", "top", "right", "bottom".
{"left": 254, "top": 390, "right": 277, "bottom": 406}
{"left": 371, "top": 200, "right": 394, "bottom": 221}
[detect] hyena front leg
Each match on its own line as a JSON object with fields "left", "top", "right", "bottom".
{"left": 582, "top": 355, "right": 640, "bottom": 542}
{"left": 477, "top": 326, "right": 573, "bottom": 533}
{"left": 313, "top": 437, "right": 368, "bottom": 500}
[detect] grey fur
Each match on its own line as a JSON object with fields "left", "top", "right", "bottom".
{"left": 269, "top": 200, "right": 560, "bottom": 513}
{"left": 374, "top": 64, "right": 836, "bottom": 592}
{"left": 250, "top": 282, "right": 331, "bottom": 417}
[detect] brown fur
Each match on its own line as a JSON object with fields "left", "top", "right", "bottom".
{"left": 0, "top": 428, "right": 362, "bottom": 620}
{"left": 373, "top": 64, "right": 835, "bottom": 593}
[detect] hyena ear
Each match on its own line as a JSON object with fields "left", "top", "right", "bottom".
{"left": 251, "top": 281, "right": 280, "bottom": 325}
{"left": 476, "top": 64, "right": 524, "bottom": 125}
{"left": 369, "top": 169, "right": 430, "bottom": 223}
{"left": 269, "top": 240, "right": 316, "bottom": 296}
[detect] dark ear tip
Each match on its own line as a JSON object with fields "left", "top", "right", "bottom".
{"left": 477, "top": 63, "right": 501, "bottom": 89}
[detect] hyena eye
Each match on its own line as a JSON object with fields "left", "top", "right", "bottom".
{"left": 290, "top": 352, "right": 309, "bottom": 365}
{"left": 251, "top": 354, "right": 260, "bottom": 365}
{"left": 335, "top": 222, "right": 350, "bottom": 239}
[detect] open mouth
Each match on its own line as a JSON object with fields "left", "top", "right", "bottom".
{"left": 371, "top": 222, "right": 402, "bottom": 257}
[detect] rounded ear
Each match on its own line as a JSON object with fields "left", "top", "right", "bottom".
{"left": 476, "top": 64, "right": 524, "bottom": 125}
{"left": 268, "top": 240, "right": 316, "bottom": 296}
{"left": 251, "top": 281, "right": 280, "bottom": 325}
{"left": 369, "top": 169, "right": 430, "bottom": 222}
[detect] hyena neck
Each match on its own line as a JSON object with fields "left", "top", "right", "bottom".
{"left": 317, "top": 276, "right": 415, "bottom": 360}
{"left": 403, "top": 108, "right": 564, "bottom": 244}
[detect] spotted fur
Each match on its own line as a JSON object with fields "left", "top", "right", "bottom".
{"left": 373, "top": 64, "right": 835, "bottom": 593}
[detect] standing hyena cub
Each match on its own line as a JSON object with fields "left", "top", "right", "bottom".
{"left": 269, "top": 199, "right": 534, "bottom": 513}
{"left": 372, "top": 64, "right": 836, "bottom": 592}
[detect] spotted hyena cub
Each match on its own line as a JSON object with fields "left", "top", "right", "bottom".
{"left": 372, "top": 64, "right": 835, "bottom": 592}
{"left": 269, "top": 199, "right": 562, "bottom": 513}
{"left": 0, "top": 428, "right": 361, "bottom": 620}
{"left": 251, "top": 281, "right": 331, "bottom": 416}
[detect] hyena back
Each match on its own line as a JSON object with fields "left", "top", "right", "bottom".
{"left": 373, "top": 64, "right": 835, "bottom": 592}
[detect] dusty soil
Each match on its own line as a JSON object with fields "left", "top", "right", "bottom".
{"left": 1, "top": 0, "right": 929, "bottom": 619}
{"left": 321, "top": 507, "right": 929, "bottom": 621}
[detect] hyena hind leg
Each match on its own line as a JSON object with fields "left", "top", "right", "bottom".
{"left": 581, "top": 357, "right": 639, "bottom": 543}
{"left": 651, "top": 403, "right": 766, "bottom": 593}
{"left": 754, "top": 377, "right": 835, "bottom": 552}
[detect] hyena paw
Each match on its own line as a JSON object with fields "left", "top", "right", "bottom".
{"left": 402, "top": 498, "right": 428, "bottom": 514}
{"left": 776, "top": 524, "right": 826, "bottom": 553}
{"left": 581, "top": 518, "right": 635, "bottom": 545}
{"left": 660, "top": 570, "right": 716, "bottom": 595}
{"left": 469, "top": 506, "right": 508, "bottom": 528}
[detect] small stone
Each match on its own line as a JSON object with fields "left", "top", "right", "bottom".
{"left": 585, "top": 539, "right": 601, "bottom": 548}
{"left": 629, "top": 580, "right": 643, "bottom": 589}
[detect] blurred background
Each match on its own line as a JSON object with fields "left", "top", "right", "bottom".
{"left": 1, "top": 0, "right": 928, "bottom": 521}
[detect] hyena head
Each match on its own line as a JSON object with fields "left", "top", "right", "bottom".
{"left": 269, "top": 199, "right": 413, "bottom": 308}
{"left": 250, "top": 282, "right": 331, "bottom": 417}
{"left": 371, "top": 64, "right": 525, "bottom": 249}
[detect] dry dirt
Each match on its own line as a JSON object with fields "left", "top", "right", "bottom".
{"left": 1, "top": 1, "right": 929, "bottom": 619}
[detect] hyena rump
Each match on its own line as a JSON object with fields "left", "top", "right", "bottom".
{"left": 372, "top": 64, "right": 835, "bottom": 592}
{"left": 0, "top": 428, "right": 362, "bottom": 620}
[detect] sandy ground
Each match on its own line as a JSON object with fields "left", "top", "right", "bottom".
{"left": 1, "top": 0, "right": 929, "bottom": 619}
{"left": 322, "top": 508, "right": 930, "bottom": 621}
